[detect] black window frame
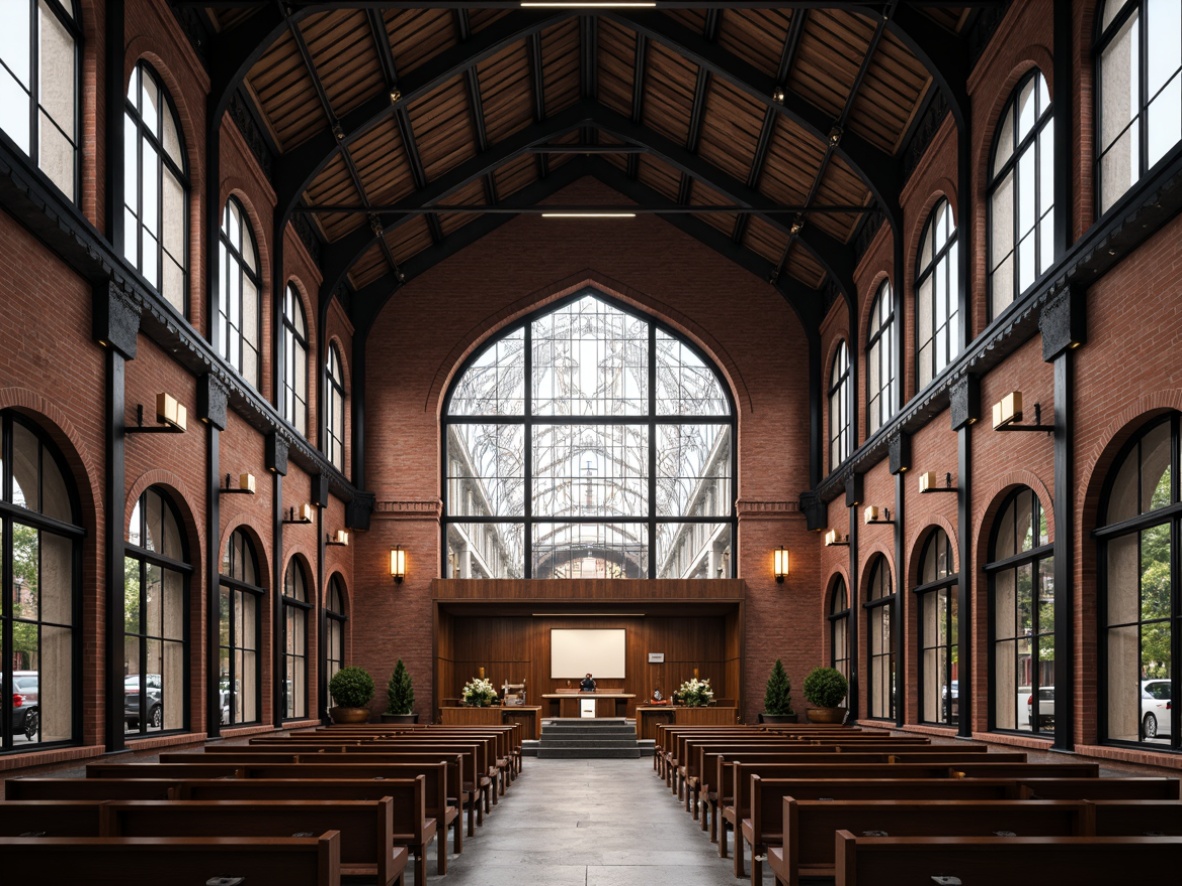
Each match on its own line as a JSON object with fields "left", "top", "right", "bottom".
{"left": 864, "top": 556, "right": 895, "bottom": 721}
{"left": 281, "top": 282, "right": 309, "bottom": 437}
{"left": 829, "top": 576, "right": 851, "bottom": 683}
{"left": 829, "top": 340, "right": 851, "bottom": 472}
{"left": 865, "top": 281, "right": 895, "bottom": 437}
{"left": 219, "top": 527, "right": 263, "bottom": 728}
{"left": 326, "top": 343, "right": 346, "bottom": 472}
{"left": 217, "top": 195, "right": 261, "bottom": 389}
{"left": 915, "top": 528, "right": 959, "bottom": 727}
{"left": 915, "top": 198, "right": 959, "bottom": 389}
{"left": 324, "top": 575, "right": 347, "bottom": 710}
{"left": 281, "top": 556, "right": 311, "bottom": 722}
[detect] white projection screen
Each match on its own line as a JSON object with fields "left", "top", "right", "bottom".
{"left": 550, "top": 629, "right": 626, "bottom": 679}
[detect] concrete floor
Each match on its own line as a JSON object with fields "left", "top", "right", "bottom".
{"left": 431, "top": 757, "right": 752, "bottom": 886}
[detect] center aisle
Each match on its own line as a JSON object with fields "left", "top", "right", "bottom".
{"left": 439, "top": 757, "right": 748, "bottom": 885}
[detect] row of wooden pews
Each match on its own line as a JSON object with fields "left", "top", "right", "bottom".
{"left": 0, "top": 721, "right": 523, "bottom": 885}
{"left": 653, "top": 722, "right": 1182, "bottom": 884}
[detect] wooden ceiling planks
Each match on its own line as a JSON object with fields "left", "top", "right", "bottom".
{"left": 386, "top": 216, "right": 435, "bottom": 268}
{"left": 349, "top": 118, "right": 415, "bottom": 208}
{"left": 784, "top": 241, "right": 827, "bottom": 290}
{"left": 436, "top": 179, "right": 484, "bottom": 237}
{"left": 636, "top": 155, "right": 683, "bottom": 205}
{"left": 847, "top": 29, "right": 932, "bottom": 154}
{"left": 813, "top": 153, "right": 870, "bottom": 241}
{"left": 920, "top": 7, "right": 971, "bottom": 34}
{"left": 759, "top": 116, "right": 824, "bottom": 210}
{"left": 246, "top": 29, "right": 324, "bottom": 151}
{"left": 742, "top": 216, "right": 789, "bottom": 266}
{"left": 384, "top": 8, "right": 457, "bottom": 78}
{"left": 477, "top": 41, "right": 536, "bottom": 145}
{"left": 406, "top": 77, "right": 477, "bottom": 182}
{"left": 466, "top": 7, "right": 512, "bottom": 34}
{"left": 303, "top": 154, "right": 362, "bottom": 244}
{"left": 540, "top": 20, "right": 581, "bottom": 118}
{"left": 663, "top": 8, "right": 708, "bottom": 36}
{"left": 640, "top": 41, "right": 697, "bottom": 148}
{"left": 787, "top": 10, "right": 874, "bottom": 124}
{"left": 696, "top": 78, "right": 765, "bottom": 187}
{"left": 715, "top": 8, "right": 794, "bottom": 80}
{"left": 493, "top": 154, "right": 541, "bottom": 199}
{"left": 299, "top": 10, "right": 383, "bottom": 122}
{"left": 689, "top": 180, "right": 737, "bottom": 239}
{"left": 596, "top": 19, "right": 639, "bottom": 120}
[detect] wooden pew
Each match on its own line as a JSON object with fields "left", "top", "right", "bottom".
{"left": 4, "top": 778, "right": 176, "bottom": 801}
{"left": 765, "top": 796, "right": 1092, "bottom": 886}
{"left": 1091, "top": 799, "right": 1182, "bottom": 834}
{"left": 103, "top": 798, "right": 408, "bottom": 886}
{"left": 833, "top": 830, "right": 1182, "bottom": 886}
{"left": 0, "top": 799, "right": 106, "bottom": 835}
{"left": 0, "top": 831, "right": 341, "bottom": 886}
{"left": 1019, "top": 777, "right": 1181, "bottom": 799}
{"left": 173, "top": 777, "right": 434, "bottom": 884}
{"left": 304, "top": 725, "right": 521, "bottom": 779}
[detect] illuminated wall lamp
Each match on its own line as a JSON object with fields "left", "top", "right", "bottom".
{"left": 326, "top": 530, "right": 349, "bottom": 547}
{"left": 219, "top": 473, "right": 256, "bottom": 495}
{"left": 283, "top": 504, "right": 314, "bottom": 524}
{"left": 992, "top": 391, "right": 1054, "bottom": 433}
{"left": 918, "top": 471, "right": 958, "bottom": 494}
{"left": 864, "top": 506, "right": 895, "bottom": 525}
{"left": 824, "top": 529, "right": 850, "bottom": 547}
{"left": 126, "top": 393, "right": 187, "bottom": 434}
{"left": 390, "top": 546, "right": 406, "bottom": 585}
{"left": 773, "top": 546, "right": 790, "bottom": 584}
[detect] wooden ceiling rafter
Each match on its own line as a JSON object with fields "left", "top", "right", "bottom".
{"left": 626, "top": 33, "right": 648, "bottom": 180}
{"left": 454, "top": 7, "right": 500, "bottom": 205}
{"left": 527, "top": 31, "right": 550, "bottom": 180}
{"left": 675, "top": 7, "right": 718, "bottom": 205}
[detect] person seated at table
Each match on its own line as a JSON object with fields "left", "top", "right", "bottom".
{"left": 580, "top": 673, "right": 596, "bottom": 692}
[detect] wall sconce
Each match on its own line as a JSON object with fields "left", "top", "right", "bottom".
{"left": 773, "top": 546, "right": 790, "bottom": 583}
{"left": 219, "top": 473, "right": 256, "bottom": 495}
{"left": 864, "top": 506, "right": 895, "bottom": 525}
{"left": 824, "top": 529, "right": 850, "bottom": 547}
{"left": 126, "top": 393, "right": 187, "bottom": 434}
{"left": 282, "top": 504, "right": 314, "bottom": 524}
{"left": 992, "top": 391, "right": 1054, "bottom": 433}
{"left": 390, "top": 546, "right": 406, "bottom": 584}
{"left": 918, "top": 471, "right": 958, "bottom": 494}
{"left": 326, "top": 530, "right": 349, "bottom": 547}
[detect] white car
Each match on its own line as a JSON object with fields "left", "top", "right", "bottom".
{"left": 1141, "top": 679, "right": 1172, "bottom": 739}
{"left": 1025, "top": 686, "right": 1054, "bottom": 729}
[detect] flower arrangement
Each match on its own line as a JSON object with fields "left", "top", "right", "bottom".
{"left": 675, "top": 676, "right": 714, "bottom": 707}
{"left": 462, "top": 676, "right": 499, "bottom": 707}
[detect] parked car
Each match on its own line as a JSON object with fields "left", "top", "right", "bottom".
{"left": 1026, "top": 685, "right": 1055, "bottom": 729}
{"left": 5, "top": 671, "right": 39, "bottom": 740}
{"left": 942, "top": 680, "right": 959, "bottom": 720}
{"left": 1142, "top": 679, "right": 1173, "bottom": 739}
{"left": 124, "top": 674, "right": 163, "bottom": 730}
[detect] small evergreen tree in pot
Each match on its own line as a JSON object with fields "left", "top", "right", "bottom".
{"left": 802, "top": 666, "right": 848, "bottom": 723}
{"left": 761, "top": 659, "right": 795, "bottom": 722}
{"left": 328, "top": 666, "right": 375, "bottom": 723}
{"left": 383, "top": 659, "right": 416, "bottom": 723}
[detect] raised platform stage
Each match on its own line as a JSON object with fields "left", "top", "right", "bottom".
{"left": 528, "top": 718, "right": 650, "bottom": 759}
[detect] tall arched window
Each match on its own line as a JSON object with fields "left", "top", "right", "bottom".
{"left": 325, "top": 575, "right": 346, "bottom": 697}
{"left": 443, "top": 289, "right": 735, "bottom": 580}
{"left": 864, "top": 557, "right": 894, "bottom": 719}
{"left": 916, "top": 199, "right": 959, "bottom": 389}
{"left": 281, "top": 558, "right": 310, "bottom": 721}
{"left": 865, "top": 283, "right": 894, "bottom": 436}
{"left": 916, "top": 528, "right": 958, "bottom": 726}
{"left": 988, "top": 70, "right": 1055, "bottom": 319}
{"left": 282, "top": 284, "right": 309, "bottom": 436}
{"left": 988, "top": 487, "right": 1054, "bottom": 735}
{"left": 326, "top": 344, "right": 346, "bottom": 472}
{"left": 218, "top": 197, "right": 261, "bottom": 388}
{"left": 1097, "top": 0, "right": 1182, "bottom": 213}
{"left": 1099, "top": 415, "right": 1180, "bottom": 749}
{"left": 219, "top": 528, "right": 262, "bottom": 726}
{"left": 125, "top": 487, "right": 189, "bottom": 736}
{"left": 124, "top": 62, "right": 188, "bottom": 314}
{"left": 829, "top": 340, "right": 851, "bottom": 471}
{"left": 829, "top": 577, "right": 851, "bottom": 684}
{"left": 0, "top": 0, "right": 79, "bottom": 199}
{"left": 1, "top": 412, "right": 80, "bottom": 751}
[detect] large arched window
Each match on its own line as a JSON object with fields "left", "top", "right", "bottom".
{"left": 988, "top": 70, "right": 1055, "bottom": 319}
{"left": 916, "top": 199, "right": 959, "bottom": 389}
{"left": 218, "top": 197, "right": 261, "bottom": 388}
{"left": 281, "top": 558, "right": 310, "bottom": 721}
{"left": 989, "top": 487, "right": 1054, "bottom": 735}
{"left": 124, "top": 62, "right": 188, "bottom": 314}
{"left": 829, "top": 577, "right": 850, "bottom": 684}
{"left": 324, "top": 575, "right": 346, "bottom": 698}
{"left": 125, "top": 487, "right": 189, "bottom": 736}
{"left": 1, "top": 412, "right": 80, "bottom": 752}
{"left": 1099, "top": 415, "right": 1180, "bottom": 749}
{"left": 864, "top": 557, "right": 894, "bottom": 719}
{"left": 219, "top": 528, "right": 262, "bottom": 726}
{"left": 916, "top": 528, "right": 958, "bottom": 726}
{"left": 326, "top": 344, "right": 346, "bottom": 472}
{"left": 282, "top": 284, "right": 309, "bottom": 436}
{"left": 865, "top": 283, "right": 894, "bottom": 436}
{"left": 0, "top": 0, "right": 79, "bottom": 199}
{"left": 443, "top": 290, "right": 735, "bottom": 580}
{"left": 1097, "top": 0, "right": 1182, "bottom": 214}
{"left": 828, "top": 340, "right": 851, "bottom": 471}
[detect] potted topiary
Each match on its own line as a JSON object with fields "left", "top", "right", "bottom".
{"left": 760, "top": 659, "right": 796, "bottom": 723}
{"left": 328, "top": 665, "right": 375, "bottom": 724}
{"left": 802, "top": 666, "right": 848, "bottom": 724}
{"left": 381, "top": 658, "right": 417, "bottom": 724}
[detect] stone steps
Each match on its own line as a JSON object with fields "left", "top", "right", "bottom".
{"left": 532, "top": 717, "right": 644, "bottom": 759}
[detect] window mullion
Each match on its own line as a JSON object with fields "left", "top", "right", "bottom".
{"left": 523, "top": 320, "right": 533, "bottom": 578}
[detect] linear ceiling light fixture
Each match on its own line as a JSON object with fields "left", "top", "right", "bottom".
{"left": 521, "top": 3, "right": 657, "bottom": 8}
{"left": 542, "top": 211, "right": 636, "bottom": 218}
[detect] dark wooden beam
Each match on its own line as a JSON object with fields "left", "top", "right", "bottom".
{"left": 528, "top": 31, "right": 550, "bottom": 180}
{"left": 627, "top": 33, "right": 648, "bottom": 179}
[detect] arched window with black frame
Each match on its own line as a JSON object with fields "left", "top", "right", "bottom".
{"left": 219, "top": 528, "right": 262, "bottom": 726}
{"left": 915, "top": 199, "right": 959, "bottom": 389}
{"left": 1099, "top": 415, "right": 1180, "bottom": 749}
{"left": 325, "top": 575, "right": 346, "bottom": 700}
{"left": 829, "top": 576, "right": 851, "bottom": 684}
{"left": 218, "top": 196, "right": 261, "bottom": 389}
{"left": 865, "top": 282, "right": 895, "bottom": 436}
{"left": 281, "top": 284, "right": 309, "bottom": 437}
{"left": 1096, "top": 0, "right": 1182, "bottom": 214}
{"left": 988, "top": 487, "right": 1054, "bottom": 735}
{"left": 326, "top": 344, "right": 346, "bottom": 472}
{"left": 442, "top": 289, "right": 735, "bottom": 580}
{"left": 281, "top": 557, "right": 310, "bottom": 721}
{"left": 124, "top": 62, "right": 188, "bottom": 315}
{"left": 1, "top": 412, "right": 80, "bottom": 752}
{"left": 0, "top": 0, "right": 79, "bottom": 199}
{"left": 124, "top": 487, "right": 189, "bottom": 736}
{"left": 829, "top": 340, "right": 851, "bottom": 471}
{"left": 864, "top": 556, "right": 895, "bottom": 720}
{"left": 916, "top": 528, "right": 958, "bottom": 726}
{"left": 988, "top": 70, "right": 1055, "bottom": 319}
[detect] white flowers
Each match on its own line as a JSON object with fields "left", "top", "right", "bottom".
{"left": 676, "top": 677, "right": 714, "bottom": 706}
{"left": 462, "top": 676, "right": 498, "bottom": 706}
